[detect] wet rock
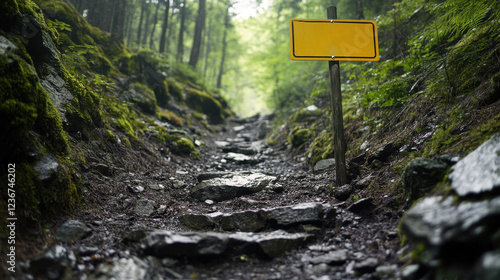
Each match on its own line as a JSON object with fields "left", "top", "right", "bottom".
{"left": 0, "top": 35, "right": 17, "bottom": 55}
{"left": 191, "top": 172, "right": 276, "bottom": 202}
{"left": 149, "top": 183, "right": 165, "bottom": 191}
{"left": 40, "top": 68, "right": 74, "bottom": 121}
{"left": 89, "top": 257, "right": 148, "bottom": 280}
{"left": 347, "top": 198, "right": 375, "bottom": 214}
{"left": 368, "top": 142, "right": 395, "bottom": 163}
{"left": 34, "top": 155, "right": 59, "bottom": 181}
{"left": 302, "top": 250, "right": 348, "bottom": 265}
{"left": 222, "top": 145, "right": 258, "bottom": 155}
{"left": 403, "top": 158, "right": 449, "bottom": 200}
{"left": 78, "top": 246, "right": 99, "bottom": 256}
{"left": 91, "top": 163, "right": 114, "bottom": 177}
{"left": 354, "top": 257, "right": 379, "bottom": 274}
{"left": 30, "top": 245, "right": 76, "bottom": 280}
{"left": 401, "top": 196, "right": 500, "bottom": 261}
{"left": 449, "top": 133, "right": 500, "bottom": 197}
{"left": 470, "top": 250, "right": 500, "bottom": 280}
{"left": 128, "top": 185, "right": 145, "bottom": 193}
{"left": 179, "top": 202, "right": 334, "bottom": 231}
{"left": 134, "top": 199, "right": 156, "bottom": 217}
{"left": 334, "top": 185, "right": 352, "bottom": 201}
{"left": 354, "top": 174, "right": 374, "bottom": 190}
{"left": 224, "top": 152, "right": 262, "bottom": 164}
{"left": 197, "top": 172, "right": 231, "bottom": 181}
{"left": 376, "top": 264, "right": 398, "bottom": 278}
{"left": 140, "top": 230, "right": 313, "bottom": 259}
{"left": 55, "top": 220, "right": 92, "bottom": 242}
{"left": 314, "top": 159, "right": 335, "bottom": 173}
{"left": 170, "top": 177, "right": 187, "bottom": 189}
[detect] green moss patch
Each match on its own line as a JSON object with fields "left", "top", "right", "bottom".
{"left": 185, "top": 87, "right": 224, "bottom": 124}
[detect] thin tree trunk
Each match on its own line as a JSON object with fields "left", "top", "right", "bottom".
{"left": 159, "top": 0, "right": 170, "bottom": 53}
{"left": 111, "top": 0, "right": 126, "bottom": 42}
{"left": 149, "top": 0, "right": 160, "bottom": 49}
{"left": 202, "top": 2, "right": 213, "bottom": 79}
{"left": 142, "top": 1, "right": 152, "bottom": 46}
{"left": 189, "top": 0, "right": 206, "bottom": 68}
{"left": 356, "top": 0, "right": 364, "bottom": 20}
{"left": 216, "top": 6, "right": 229, "bottom": 89}
{"left": 136, "top": 0, "right": 146, "bottom": 46}
{"left": 176, "top": 0, "right": 187, "bottom": 62}
{"left": 166, "top": 0, "right": 178, "bottom": 55}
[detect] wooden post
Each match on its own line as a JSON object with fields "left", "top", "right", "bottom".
{"left": 327, "top": 6, "right": 347, "bottom": 186}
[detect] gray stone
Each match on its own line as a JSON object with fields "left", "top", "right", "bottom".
{"left": 314, "top": 159, "right": 335, "bottom": 173}
{"left": 449, "top": 133, "right": 500, "bottom": 197}
{"left": 224, "top": 152, "right": 262, "bottom": 164}
{"left": 134, "top": 199, "right": 156, "bottom": 217}
{"left": 92, "top": 163, "right": 113, "bottom": 177}
{"left": 191, "top": 172, "right": 276, "bottom": 202}
{"left": 376, "top": 264, "right": 398, "bottom": 278}
{"left": 401, "top": 196, "right": 500, "bottom": 247}
{"left": 89, "top": 257, "right": 148, "bottom": 280}
{"left": 128, "top": 185, "right": 145, "bottom": 193}
{"left": 403, "top": 158, "right": 449, "bottom": 200}
{"left": 149, "top": 183, "right": 165, "bottom": 191}
{"left": 334, "top": 185, "right": 352, "bottom": 201}
{"left": 34, "top": 155, "right": 59, "bottom": 181}
{"left": 347, "top": 197, "right": 375, "bottom": 214}
{"left": 0, "top": 35, "right": 18, "bottom": 55}
{"left": 471, "top": 251, "right": 500, "bottom": 280}
{"left": 139, "top": 230, "right": 313, "bottom": 259}
{"left": 179, "top": 202, "right": 334, "bottom": 231}
{"left": 354, "top": 257, "right": 379, "bottom": 274}
{"left": 30, "top": 245, "right": 76, "bottom": 280}
{"left": 55, "top": 220, "right": 92, "bottom": 242}
{"left": 302, "top": 250, "right": 348, "bottom": 265}
{"left": 40, "top": 69, "right": 74, "bottom": 121}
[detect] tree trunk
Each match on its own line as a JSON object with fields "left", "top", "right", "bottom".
{"left": 149, "top": 0, "right": 160, "bottom": 49}
{"left": 202, "top": 4, "right": 212, "bottom": 78}
{"left": 142, "top": 1, "right": 152, "bottom": 46}
{"left": 136, "top": 0, "right": 146, "bottom": 46}
{"left": 216, "top": 6, "right": 229, "bottom": 89}
{"left": 159, "top": 0, "right": 170, "bottom": 53}
{"left": 176, "top": 0, "right": 187, "bottom": 62}
{"left": 356, "top": 0, "right": 364, "bottom": 20}
{"left": 189, "top": 0, "right": 206, "bottom": 68}
{"left": 111, "top": 0, "right": 126, "bottom": 42}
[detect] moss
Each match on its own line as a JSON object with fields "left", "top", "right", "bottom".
{"left": 289, "top": 108, "right": 324, "bottom": 124}
{"left": 131, "top": 82, "right": 157, "bottom": 115}
{"left": 185, "top": 87, "right": 224, "bottom": 124}
{"left": 288, "top": 126, "right": 312, "bottom": 149}
{"left": 167, "top": 77, "right": 184, "bottom": 102}
{"left": 174, "top": 137, "right": 200, "bottom": 159}
{"left": 105, "top": 129, "right": 117, "bottom": 143}
{"left": 158, "top": 110, "right": 183, "bottom": 127}
{"left": 306, "top": 130, "right": 334, "bottom": 166}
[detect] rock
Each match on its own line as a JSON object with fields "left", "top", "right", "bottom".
{"left": 190, "top": 172, "right": 276, "bottom": 202}
{"left": 449, "top": 133, "right": 500, "bottom": 197}
{"left": 314, "top": 159, "right": 335, "bottom": 173}
{"left": 354, "top": 174, "right": 374, "bottom": 189}
{"left": 157, "top": 205, "right": 167, "bottom": 215}
{"left": 334, "top": 185, "right": 352, "bottom": 201}
{"left": 470, "top": 251, "right": 500, "bottom": 280}
{"left": 368, "top": 142, "right": 395, "bottom": 163}
{"left": 55, "top": 220, "right": 92, "bottom": 242}
{"left": 139, "top": 230, "right": 313, "bottom": 259}
{"left": 347, "top": 198, "right": 375, "bottom": 214}
{"left": 401, "top": 196, "right": 500, "bottom": 265}
{"left": 30, "top": 245, "right": 76, "bottom": 280}
{"left": 401, "top": 264, "right": 420, "bottom": 279}
{"left": 128, "top": 185, "right": 145, "bottom": 193}
{"left": 34, "top": 155, "right": 59, "bottom": 181}
{"left": 376, "top": 264, "right": 398, "bottom": 278}
{"left": 134, "top": 199, "right": 156, "bottom": 217}
{"left": 224, "top": 152, "right": 262, "bottom": 164}
{"left": 179, "top": 202, "right": 335, "bottom": 231}
{"left": 78, "top": 246, "right": 99, "bottom": 256}
{"left": 302, "top": 250, "right": 348, "bottom": 265}
{"left": 354, "top": 257, "right": 379, "bottom": 274}
{"left": 149, "top": 183, "right": 165, "bottom": 191}
{"left": 89, "top": 257, "right": 148, "bottom": 280}
{"left": 40, "top": 67, "right": 74, "bottom": 121}
{"left": 91, "top": 163, "right": 113, "bottom": 177}
{"left": 170, "top": 177, "right": 187, "bottom": 189}
{"left": 0, "top": 35, "right": 17, "bottom": 55}
{"left": 197, "top": 172, "right": 231, "bottom": 181}
{"left": 402, "top": 158, "right": 449, "bottom": 200}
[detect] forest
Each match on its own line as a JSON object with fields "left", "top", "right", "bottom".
{"left": 1, "top": 0, "right": 500, "bottom": 279}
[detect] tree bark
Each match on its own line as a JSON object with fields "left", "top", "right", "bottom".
{"left": 356, "top": 0, "right": 364, "bottom": 20}
{"left": 216, "top": 6, "right": 229, "bottom": 89}
{"left": 159, "top": 0, "right": 170, "bottom": 53}
{"left": 149, "top": 0, "right": 160, "bottom": 49}
{"left": 176, "top": 0, "right": 187, "bottom": 62}
{"left": 188, "top": 0, "right": 206, "bottom": 68}
{"left": 136, "top": 0, "right": 146, "bottom": 46}
{"left": 142, "top": 0, "right": 152, "bottom": 46}
{"left": 111, "top": 0, "right": 126, "bottom": 42}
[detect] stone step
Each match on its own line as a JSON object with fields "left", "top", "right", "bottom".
{"left": 137, "top": 229, "right": 314, "bottom": 259}
{"left": 191, "top": 172, "right": 276, "bottom": 202}
{"left": 179, "top": 202, "right": 335, "bottom": 232}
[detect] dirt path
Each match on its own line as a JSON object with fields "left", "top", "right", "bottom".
{"left": 22, "top": 115, "right": 404, "bottom": 280}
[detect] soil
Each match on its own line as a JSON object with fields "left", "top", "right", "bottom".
{"left": 12, "top": 115, "right": 405, "bottom": 280}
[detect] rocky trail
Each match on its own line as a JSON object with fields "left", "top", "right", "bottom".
{"left": 18, "top": 115, "right": 406, "bottom": 280}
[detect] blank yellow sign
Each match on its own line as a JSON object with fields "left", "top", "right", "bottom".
{"left": 290, "top": 19, "right": 379, "bottom": 61}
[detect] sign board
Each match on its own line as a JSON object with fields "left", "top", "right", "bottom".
{"left": 289, "top": 19, "right": 379, "bottom": 61}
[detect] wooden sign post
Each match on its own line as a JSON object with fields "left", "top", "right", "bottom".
{"left": 289, "top": 6, "right": 379, "bottom": 186}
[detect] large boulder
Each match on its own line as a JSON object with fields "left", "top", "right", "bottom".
{"left": 402, "top": 158, "right": 449, "bottom": 200}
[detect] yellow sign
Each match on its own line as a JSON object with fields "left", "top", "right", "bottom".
{"left": 289, "top": 19, "right": 379, "bottom": 61}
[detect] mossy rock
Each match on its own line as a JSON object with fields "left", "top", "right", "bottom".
{"left": 167, "top": 77, "right": 183, "bottom": 103}
{"left": 185, "top": 87, "right": 224, "bottom": 124}
{"left": 288, "top": 126, "right": 312, "bottom": 149}
{"left": 172, "top": 136, "right": 200, "bottom": 159}
{"left": 158, "top": 110, "right": 183, "bottom": 128}
{"left": 131, "top": 82, "right": 157, "bottom": 115}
